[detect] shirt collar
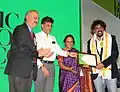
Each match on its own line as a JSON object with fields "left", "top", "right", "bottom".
{"left": 41, "top": 31, "right": 50, "bottom": 37}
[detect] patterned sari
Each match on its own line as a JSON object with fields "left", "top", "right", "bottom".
{"left": 58, "top": 48, "right": 81, "bottom": 92}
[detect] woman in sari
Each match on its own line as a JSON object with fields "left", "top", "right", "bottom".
{"left": 58, "top": 34, "right": 81, "bottom": 92}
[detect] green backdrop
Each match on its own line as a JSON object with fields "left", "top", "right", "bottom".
{"left": 0, "top": 0, "right": 81, "bottom": 92}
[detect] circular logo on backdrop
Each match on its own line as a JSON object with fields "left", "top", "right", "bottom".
{"left": 0, "top": 11, "right": 19, "bottom": 71}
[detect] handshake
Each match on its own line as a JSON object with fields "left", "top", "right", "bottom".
{"left": 37, "top": 48, "right": 78, "bottom": 58}
{"left": 67, "top": 52, "right": 78, "bottom": 58}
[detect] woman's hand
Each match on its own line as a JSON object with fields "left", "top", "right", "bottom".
{"left": 69, "top": 67, "right": 77, "bottom": 74}
{"left": 83, "top": 64, "right": 89, "bottom": 68}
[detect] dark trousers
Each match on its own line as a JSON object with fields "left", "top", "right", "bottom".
{"left": 8, "top": 73, "right": 32, "bottom": 92}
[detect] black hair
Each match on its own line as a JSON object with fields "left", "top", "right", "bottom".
{"left": 41, "top": 16, "right": 54, "bottom": 24}
{"left": 91, "top": 20, "right": 106, "bottom": 35}
{"left": 63, "top": 34, "right": 75, "bottom": 44}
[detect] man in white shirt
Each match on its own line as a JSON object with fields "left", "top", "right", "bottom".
{"left": 34, "top": 16, "right": 77, "bottom": 92}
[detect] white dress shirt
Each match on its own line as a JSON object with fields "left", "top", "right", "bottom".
{"left": 35, "top": 31, "right": 68, "bottom": 68}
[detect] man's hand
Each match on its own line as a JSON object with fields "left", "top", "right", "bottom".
{"left": 69, "top": 52, "right": 78, "bottom": 58}
{"left": 41, "top": 66, "right": 50, "bottom": 77}
{"left": 96, "top": 63, "right": 104, "bottom": 70}
{"left": 38, "top": 48, "right": 51, "bottom": 57}
{"left": 44, "top": 52, "right": 54, "bottom": 58}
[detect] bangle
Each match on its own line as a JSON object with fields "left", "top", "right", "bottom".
{"left": 69, "top": 67, "right": 72, "bottom": 71}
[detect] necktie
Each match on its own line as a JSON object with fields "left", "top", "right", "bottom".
{"left": 30, "top": 32, "right": 37, "bottom": 63}
{"left": 31, "top": 32, "right": 34, "bottom": 39}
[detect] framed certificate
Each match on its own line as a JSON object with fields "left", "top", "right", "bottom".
{"left": 78, "top": 52, "right": 97, "bottom": 67}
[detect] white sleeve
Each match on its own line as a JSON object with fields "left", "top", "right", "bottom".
{"left": 53, "top": 38, "right": 68, "bottom": 57}
{"left": 35, "top": 33, "right": 43, "bottom": 56}
{"left": 35, "top": 33, "right": 43, "bottom": 68}
{"left": 35, "top": 33, "right": 43, "bottom": 50}
{"left": 37, "top": 59, "right": 43, "bottom": 68}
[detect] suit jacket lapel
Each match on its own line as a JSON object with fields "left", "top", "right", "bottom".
{"left": 23, "top": 23, "right": 36, "bottom": 48}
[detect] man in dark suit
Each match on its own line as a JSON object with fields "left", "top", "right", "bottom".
{"left": 4, "top": 10, "right": 39, "bottom": 92}
{"left": 87, "top": 20, "right": 119, "bottom": 92}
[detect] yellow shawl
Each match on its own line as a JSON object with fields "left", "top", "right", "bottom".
{"left": 90, "top": 31, "right": 112, "bottom": 79}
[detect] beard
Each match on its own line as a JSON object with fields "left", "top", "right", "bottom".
{"left": 96, "top": 33, "right": 103, "bottom": 37}
{"left": 96, "top": 30, "right": 104, "bottom": 37}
